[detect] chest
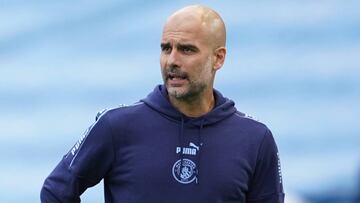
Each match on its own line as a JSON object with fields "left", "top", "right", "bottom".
{"left": 107, "top": 121, "right": 257, "bottom": 201}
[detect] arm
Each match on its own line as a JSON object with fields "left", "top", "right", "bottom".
{"left": 40, "top": 111, "right": 115, "bottom": 203}
{"left": 246, "top": 129, "right": 284, "bottom": 203}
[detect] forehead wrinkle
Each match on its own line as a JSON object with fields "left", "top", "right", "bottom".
{"left": 162, "top": 30, "right": 203, "bottom": 44}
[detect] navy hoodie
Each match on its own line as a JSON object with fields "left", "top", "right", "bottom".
{"left": 41, "top": 85, "right": 284, "bottom": 203}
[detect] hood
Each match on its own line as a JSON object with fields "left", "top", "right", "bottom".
{"left": 141, "top": 85, "right": 237, "bottom": 126}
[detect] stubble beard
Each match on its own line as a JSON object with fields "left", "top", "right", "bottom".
{"left": 164, "top": 57, "right": 212, "bottom": 102}
{"left": 168, "top": 80, "right": 207, "bottom": 102}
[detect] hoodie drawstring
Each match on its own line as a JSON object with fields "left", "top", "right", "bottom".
{"left": 179, "top": 117, "right": 185, "bottom": 172}
{"left": 195, "top": 119, "right": 204, "bottom": 184}
{"left": 178, "top": 116, "right": 204, "bottom": 185}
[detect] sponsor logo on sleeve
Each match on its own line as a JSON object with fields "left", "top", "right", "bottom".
{"left": 277, "top": 152, "right": 283, "bottom": 184}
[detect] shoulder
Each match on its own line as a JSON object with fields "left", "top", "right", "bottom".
{"left": 92, "top": 101, "right": 149, "bottom": 132}
{"left": 227, "top": 110, "right": 276, "bottom": 148}
{"left": 96, "top": 101, "right": 146, "bottom": 120}
{"left": 232, "top": 111, "right": 270, "bottom": 133}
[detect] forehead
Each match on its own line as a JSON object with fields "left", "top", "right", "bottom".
{"left": 162, "top": 31, "right": 202, "bottom": 46}
{"left": 161, "top": 15, "right": 209, "bottom": 45}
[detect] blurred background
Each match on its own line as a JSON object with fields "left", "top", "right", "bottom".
{"left": 0, "top": 0, "right": 359, "bottom": 202}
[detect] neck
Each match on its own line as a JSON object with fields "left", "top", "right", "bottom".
{"left": 168, "top": 89, "right": 215, "bottom": 118}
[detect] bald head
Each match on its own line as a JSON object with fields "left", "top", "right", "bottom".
{"left": 160, "top": 5, "right": 227, "bottom": 105}
{"left": 163, "top": 5, "right": 226, "bottom": 49}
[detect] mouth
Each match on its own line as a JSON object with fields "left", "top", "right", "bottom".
{"left": 167, "top": 72, "right": 188, "bottom": 81}
{"left": 166, "top": 72, "right": 188, "bottom": 86}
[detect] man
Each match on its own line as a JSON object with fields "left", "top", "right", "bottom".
{"left": 41, "top": 5, "right": 284, "bottom": 203}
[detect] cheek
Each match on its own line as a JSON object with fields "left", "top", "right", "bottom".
{"left": 189, "top": 58, "right": 205, "bottom": 72}
{"left": 160, "top": 55, "right": 168, "bottom": 77}
{"left": 160, "top": 55, "right": 166, "bottom": 68}
{"left": 198, "top": 57, "right": 213, "bottom": 79}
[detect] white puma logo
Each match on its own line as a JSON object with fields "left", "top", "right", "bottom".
{"left": 175, "top": 142, "right": 200, "bottom": 156}
{"left": 189, "top": 142, "right": 199, "bottom": 151}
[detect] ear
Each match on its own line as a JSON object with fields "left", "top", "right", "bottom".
{"left": 213, "top": 47, "right": 226, "bottom": 71}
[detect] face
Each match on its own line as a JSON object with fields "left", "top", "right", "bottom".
{"left": 160, "top": 18, "right": 216, "bottom": 101}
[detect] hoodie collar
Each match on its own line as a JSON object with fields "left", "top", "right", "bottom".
{"left": 141, "top": 85, "right": 236, "bottom": 126}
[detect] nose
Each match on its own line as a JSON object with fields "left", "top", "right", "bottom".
{"left": 167, "top": 48, "right": 180, "bottom": 68}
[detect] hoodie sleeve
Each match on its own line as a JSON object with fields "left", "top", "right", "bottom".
{"left": 40, "top": 111, "right": 115, "bottom": 203}
{"left": 246, "top": 128, "right": 285, "bottom": 203}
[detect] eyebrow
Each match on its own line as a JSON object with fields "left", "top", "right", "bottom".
{"left": 160, "top": 42, "right": 199, "bottom": 51}
{"left": 160, "top": 42, "right": 171, "bottom": 49}
{"left": 177, "top": 43, "right": 199, "bottom": 52}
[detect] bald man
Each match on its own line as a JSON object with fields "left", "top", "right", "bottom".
{"left": 41, "top": 5, "right": 284, "bottom": 203}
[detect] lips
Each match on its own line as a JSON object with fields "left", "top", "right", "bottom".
{"left": 168, "top": 72, "right": 187, "bottom": 80}
{"left": 166, "top": 72, "right": 188, "bottom": 86}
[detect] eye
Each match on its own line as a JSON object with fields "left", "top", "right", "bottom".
{"left": 161, "top": 44, "right": 172, "bottom": 54}
{"left": 162, "top": 47, "right": 171, "bottom": 52}
{"left": 182, "top": 47, "right": 192, "bottom": 53}
{"left": 179, "top": 45, "right": 198, "bottom": 54}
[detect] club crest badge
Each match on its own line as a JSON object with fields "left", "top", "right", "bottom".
{"left": 172, "top": 159, "right": 197, "bottom": 184}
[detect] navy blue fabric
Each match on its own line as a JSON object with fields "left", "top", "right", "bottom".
{"left": 41, "top": 85, "right": 284, "bottom": 202}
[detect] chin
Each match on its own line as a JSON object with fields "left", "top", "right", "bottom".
{"left": 166, "top": 86, "right": 189, "bottom": 99}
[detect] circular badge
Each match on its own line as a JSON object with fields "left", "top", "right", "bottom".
{"left": 172, "top": 159, "right": 197, "bottom": 184}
